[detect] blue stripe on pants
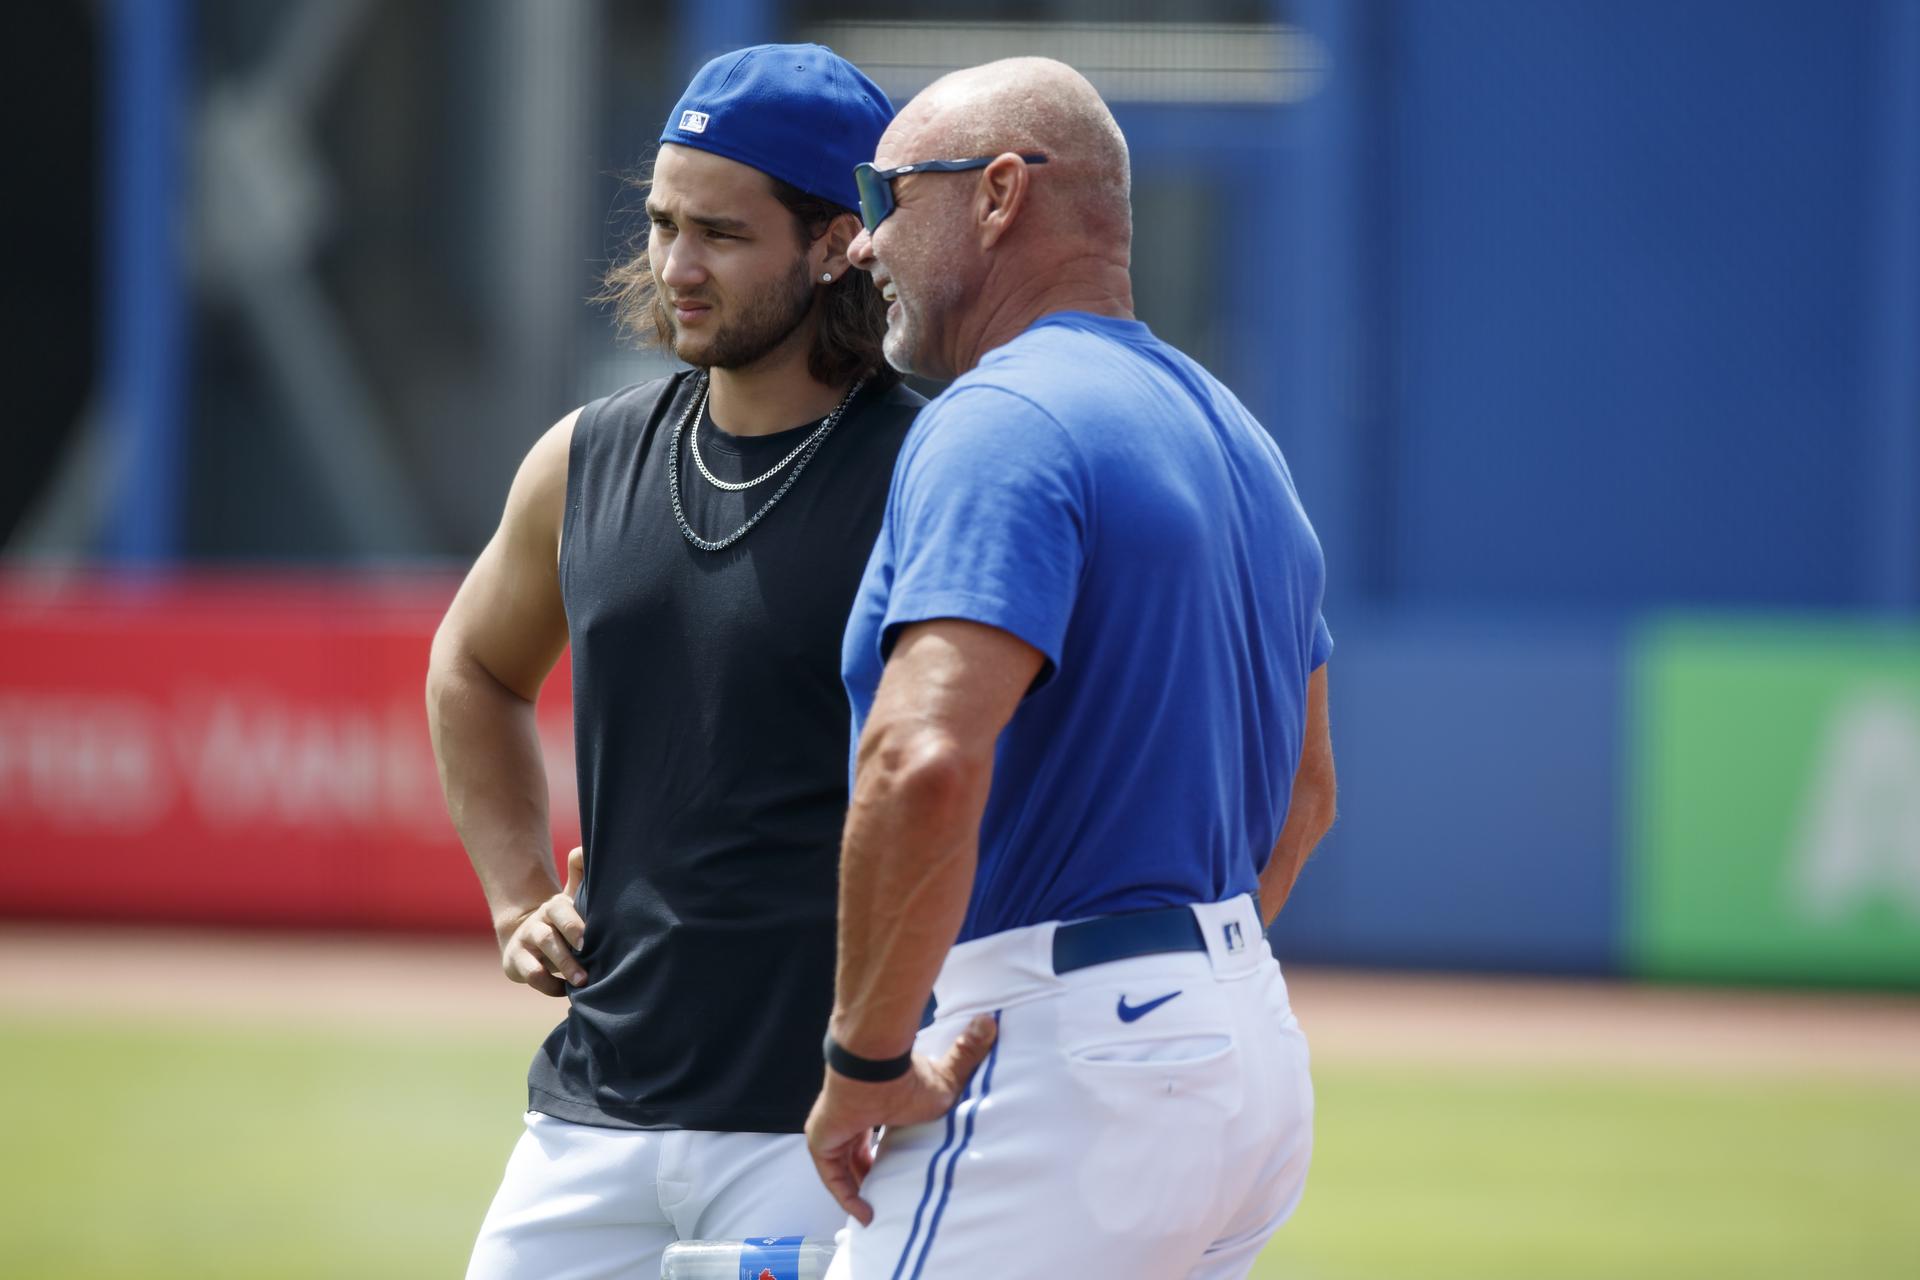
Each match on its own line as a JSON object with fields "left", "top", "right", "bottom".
{"left": 888, "top": 1072, "right": 972, "bottom": 1280}
{"left": 908, "top": 1011, "right": 1002, "bottom": 1279}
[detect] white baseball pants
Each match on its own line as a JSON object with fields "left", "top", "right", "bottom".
{"left": 466, "top": 1115, "right": 844, "bottom": 1279}
{"left": 826, "top": 894, "right": 1314, "bottom": 1279}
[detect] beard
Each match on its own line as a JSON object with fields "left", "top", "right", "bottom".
{"left": 658, "top": 255, "right": 816, "bottom": 372}
{"left": 881, "top": 272, "right": 962, "bottom": 380}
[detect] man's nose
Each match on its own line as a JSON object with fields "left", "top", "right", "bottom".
{"left": 657, "top": 237, "right": 705, "bottom": 288}
{"left": 847, "top": 227, "right": 876, "bottom": 272}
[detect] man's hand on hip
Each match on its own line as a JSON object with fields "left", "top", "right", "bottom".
{"left": 497, "top": 845, "right": 587, "bottom": 996}
{"left": 804, "top": 1013, "right": 997, "bottom": 1224}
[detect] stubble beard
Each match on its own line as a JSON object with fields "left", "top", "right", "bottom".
{"left": 661, "top": 255, "right": 817, "bottom": 372}
{"left": 881, "top": 313, "right": 914, "bottom": 375}
{"left": 882, "top": 275, "right": 959, "bottom": 380}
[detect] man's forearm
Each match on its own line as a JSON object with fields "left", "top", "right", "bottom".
{"left": 1259, "top": 667, "right": 1334, "bottom": 927}
{"left": 1258, "top": 782, "right": 1333, "bottom": 926}
{"left": 426, "top": 647, "right": 561, "bottom": 941}
{"left": 829, "top": 723, "right": 990, "bottom": 1058}
{"left": 1258, "top": 817, "right": 1314, "bottom": 926}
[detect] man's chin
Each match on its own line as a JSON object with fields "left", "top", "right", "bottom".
{"left": 669, "top": 334, "right": 715, "bottom": 367}
{"left": 882, "top": 326, "right": 921, "bottom": 378}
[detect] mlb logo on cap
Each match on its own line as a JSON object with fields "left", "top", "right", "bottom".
{"left": 658, "top": 44, "right": 894, "bottom": 212}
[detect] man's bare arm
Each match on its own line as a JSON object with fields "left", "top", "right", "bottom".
{"left": 426, "top": 409, "right": 581, "bottom": 994}
{"left": 830, "top": 619, "right": 1044, "bottom": 1056}
{"left": 1258, "top": 664, "right": 1334, "bottom": 926}
{"left": 805, "top": 619, "right": 1041, "bottom": 1221}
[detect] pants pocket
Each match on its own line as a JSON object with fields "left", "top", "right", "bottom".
{"left": 1067, "top": 1033, "right": 1233, "bottom": 1066}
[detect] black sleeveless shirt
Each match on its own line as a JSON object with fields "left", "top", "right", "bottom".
{"left": 532, "top": 371, "right": 922, "bottom": 1131}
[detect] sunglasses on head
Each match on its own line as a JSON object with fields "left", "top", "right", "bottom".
{"left": 853, "top": 153, "right": 1050, "bottom": 232}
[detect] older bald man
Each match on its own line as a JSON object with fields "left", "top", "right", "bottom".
{"left": 805, "top": 59, "right": 1337, "bottom": 1278}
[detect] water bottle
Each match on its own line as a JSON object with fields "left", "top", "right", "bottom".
{"left": 660, "top": 1235, "right": 837, "bottom": 1280}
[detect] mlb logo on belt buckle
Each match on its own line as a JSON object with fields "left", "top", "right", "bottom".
{"left": 678, "top": 109, "right": 710, "bottom": 133}
{"left": 1223, "top": 920, "right": 1245, "bottom": 953}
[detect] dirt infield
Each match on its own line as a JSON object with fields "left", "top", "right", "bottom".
{"left": 1288, "top": 967, "right": 1920, "bottom": 1079}
{"left": 7, "top": 924, "right": 1918, "bottom": 1080}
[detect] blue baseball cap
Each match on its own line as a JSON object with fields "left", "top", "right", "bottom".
{"left": 660, "top": 44, "right": 894, "bottom": 214}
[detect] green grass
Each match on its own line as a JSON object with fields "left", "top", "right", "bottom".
{"left": 2, "top": 1018, "right": 1915, "bottom": 1278}
{"left": 0, "top": 1017, "right": 531, "bottom": 1279}
{"left": 1253, "top": 1062, "right": 1920, "bottom": 1280}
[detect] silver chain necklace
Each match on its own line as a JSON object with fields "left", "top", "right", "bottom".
{"left": 688, "top": 379, "right": 850, "bottom": 491}
{"left": 667, "top": 372, "right": 866, "bottom": 553}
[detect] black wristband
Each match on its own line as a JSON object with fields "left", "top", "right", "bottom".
{"left": 823, "top": 1031, "right": 913, "bottom": 1083}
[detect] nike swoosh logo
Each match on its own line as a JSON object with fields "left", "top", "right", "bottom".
{"left": 1116, "top": 991, "right": 1182, "bottom": 1022}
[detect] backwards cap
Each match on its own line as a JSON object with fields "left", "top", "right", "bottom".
{"left": 660, "top": 44, "right": 893, "bottom": 213}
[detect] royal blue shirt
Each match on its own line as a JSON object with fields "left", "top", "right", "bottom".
{"left": 843, "top": 312, "right": 1332, "bottom": 943}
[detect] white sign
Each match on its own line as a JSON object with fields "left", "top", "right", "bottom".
{"left": 1793, "top": 686, "right": 1920, "bottom": 921}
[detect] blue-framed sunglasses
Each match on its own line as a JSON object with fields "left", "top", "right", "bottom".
{"left": 853, "top": 153, "right": 1050, "bottom": 232}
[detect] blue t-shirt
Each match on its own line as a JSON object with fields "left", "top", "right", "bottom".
{"left": 842, "top": 312, "right": 1332, "bottom": 943}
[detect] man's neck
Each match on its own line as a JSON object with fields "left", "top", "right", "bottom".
{"left": 705, "top": 336, "right": 849, "bottom": 437}
{"left": 955, "top": 255, "right": 1135, "bottom": 375}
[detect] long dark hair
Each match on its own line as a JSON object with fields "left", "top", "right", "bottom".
{"left": 600, "top": 161, "right": 898, "bottom": 390}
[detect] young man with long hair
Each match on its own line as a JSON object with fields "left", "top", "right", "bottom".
{"left": 427, "top": 45, "right": 921, "bottom": 1278}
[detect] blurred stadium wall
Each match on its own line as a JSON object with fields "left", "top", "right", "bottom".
{"left": 2, "top": 0, "right": 1916, "bottom": 987}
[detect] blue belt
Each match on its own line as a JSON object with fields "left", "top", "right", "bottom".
{"left": 1051, "top": 904, "right": 1209, "bottom": 975}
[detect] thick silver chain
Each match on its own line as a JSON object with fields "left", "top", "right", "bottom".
{"left": 688, "top": 377, "right": 857, "bottom": 491}
{"left": 668, "top": 372, "right": 866, "bottom": 553}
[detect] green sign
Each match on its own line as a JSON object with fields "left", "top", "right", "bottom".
{"left": 1631, "top": 620, "right": 1920, "bottom": 986}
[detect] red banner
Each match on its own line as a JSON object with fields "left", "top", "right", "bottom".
{"left": 0, "top": 573, "right": 578, "bottom": 932}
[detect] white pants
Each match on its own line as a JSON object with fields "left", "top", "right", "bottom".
{"left": 827, "top": 895, "right": 1313, "bottom": 1279}
{"left": 467, "top": 1116, "right": 845, "bottom": 1280}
